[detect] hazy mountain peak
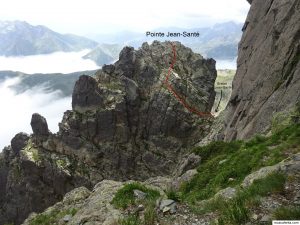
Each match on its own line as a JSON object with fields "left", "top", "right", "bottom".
{"left": 0, "top": 20, "right": 98, "bottom": 56}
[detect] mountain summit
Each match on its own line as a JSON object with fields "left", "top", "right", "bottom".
{"left": 0, "top": 20, "right": 98, "bottom": 56}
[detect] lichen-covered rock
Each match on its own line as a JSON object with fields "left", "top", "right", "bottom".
{"left": 223, "top": 0, "right": 300, "bottom": 140}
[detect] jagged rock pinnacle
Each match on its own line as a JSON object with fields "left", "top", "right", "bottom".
{"left": 30, "top": 113, "right": 49, "bottom": 136}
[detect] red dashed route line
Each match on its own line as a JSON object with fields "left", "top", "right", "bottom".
{"left": 163, "top": 42, "right": 213, "bottom": 118}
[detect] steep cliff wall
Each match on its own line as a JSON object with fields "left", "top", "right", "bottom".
{"left": 223, "top": 0, "right": 300, "bottom": 140}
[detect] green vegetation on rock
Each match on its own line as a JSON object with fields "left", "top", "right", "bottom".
{"left": 29, "top": 208, "right": 78, "bottom": 225}
{"left": 273, "top": 206, "right": 300, "bottom": 220}
{"left": 112, "top": 182, "right": 160, "bottom": 209}
{"left": 119, "top": 215, "right": 141, "bottom": 225}
{"left": 217, "top": 172, "right": 286, "bottom": 225}
{"left": 181, "top": 123, "right": 300, "bottom": 204}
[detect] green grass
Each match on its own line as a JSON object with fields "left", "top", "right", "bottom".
{"left": 112, "top": 182, "right": 160, "bottom": 209}
{"left": 216, "top": 172, "right": 286, "bottom": 225}
{"left": 29, "top": 208, "right": 77, "bottom": 225}
{"left": 165, "top": 189, "right": 181, "bottom": 202}
{"left": 181, "top": 123, "right": 300, "bottom": 204}
{"left": 273, "top": 206, "right": 300, "bottom": 220}
{"left": 119, "top": 215, "right": 141, "bottom": 225}
{"left": 118, "top": 203, "right": 157, "bottom": 225}
{"left": 143, "top": 202, "right": 157, "bottom": 225}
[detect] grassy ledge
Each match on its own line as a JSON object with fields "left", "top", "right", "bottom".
{"left": 29, "top": 208, "right": 78, "bottom": 225}
{"left": 181, "top": 123, "right": 300, "bottom": 204}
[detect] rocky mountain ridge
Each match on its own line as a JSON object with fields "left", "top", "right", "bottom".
{"left": 0, "top": 41, "right": 217, "bottom": 225}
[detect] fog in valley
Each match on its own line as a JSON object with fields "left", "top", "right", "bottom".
{"left": 0, "top": 50, "right": 99, "bottom": 74}
{"left": 0, "top": 77, "right": 71, "bottom": 150}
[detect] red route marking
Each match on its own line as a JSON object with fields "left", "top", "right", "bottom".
{"left": 163, "top": 42, "right": 213, "bottom": 118}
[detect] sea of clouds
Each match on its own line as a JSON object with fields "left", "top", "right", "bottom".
{"left": 0, "top": 50, "right": 99, "bottom": 74}
{"left": 0, "top": 77, "right": 71, "bottom": 150}
{"left": 0, "top": 50, "right": 100, "bottom": 150}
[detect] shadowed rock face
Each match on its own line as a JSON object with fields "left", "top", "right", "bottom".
{"left": 11, "top": 133, "right": 29, "bottom": 155}
{"left": 72, "top": 75, "right": 104, "bottom": 113}
{"left": 30, "top": 113, "right": 49, "bottom": 136}
{"left": 222, "top": 0, "right": 300, "bottom": 140}
{"left": 0, "top": 41, "right": 216, "bottom": 225}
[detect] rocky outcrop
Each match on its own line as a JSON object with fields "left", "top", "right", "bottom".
{"left": 222, "top": 0, "right": 300, "bottom": 140}
{"left": 0, "top": 137, "right": 92, "bottom": 225}
{"left": 22, "top": 180, "right": 123, "bottom": 225}
{"left": 0, "top": 41, "right": 217, "bottom": 224}
{"left": 11, "top": 132, "right": 29, "bottom": 155}
{"left": 22, "top": 177, "right": 170, "bottom": 225}
{"left": 72, "top": 75, "right": 104, "bottom": 113}
{"left": 54, "top": 40, "right": 216, "bottom": 181}
{"left": 30, "top": 113, "right": 49, "bottom": 136}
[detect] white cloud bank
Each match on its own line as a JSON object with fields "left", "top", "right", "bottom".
{"left": 0, "top": 50, "right": 99, "bottom": 74}
{"left": 0, "top": 77, "right": 71, "bottom": 150}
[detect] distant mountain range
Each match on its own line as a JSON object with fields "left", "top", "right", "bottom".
{"left": 88, "top": 21, "right": 243, "bottom": 60}
{"left": 0, "top": 20, "right": 242, "bottom": 64}
{"left": 0, "top": 20, "right": 98, "bottom": 56}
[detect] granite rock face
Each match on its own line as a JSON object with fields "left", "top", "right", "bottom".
{"left": 222, "top": 0, "right": 300, "bottom": 140}
{"left": 0, "top": 41, "right": 217, "bottom": 225}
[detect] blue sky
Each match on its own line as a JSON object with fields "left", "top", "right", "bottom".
{"left": 1, "top": 0, "right": 250, "bottom": 35}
